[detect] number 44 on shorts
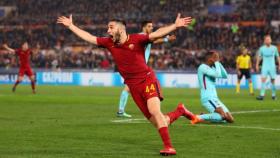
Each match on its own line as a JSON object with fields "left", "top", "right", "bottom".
{"left": 146, "top": 83, "right": 156, "bottom": 95}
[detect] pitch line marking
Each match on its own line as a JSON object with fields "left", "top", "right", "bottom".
{"left": 111, "top": 109, "right": 280, "bottom": 131}
{"left": 231, "top": 109, "right": 280, "bottom": 114}
{"left": 111, "top": 109, "right": 280, "bottom": 123}
{"left": 194, "top": 124, "right": 280, "bottom": 131}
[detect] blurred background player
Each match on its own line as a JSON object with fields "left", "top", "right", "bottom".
{"left": 57, "top": 14, "right": 195, "bottom": 156}
{"left": 235, "top": 46, "right": 254, "bottom": 95}
{"left": 117, "top": 21, "right": 176, "bottom": 118}
{"left": 2, "top": 42, "right": 36, "bottom": 94}
{"left": 256, "top": 35, "right": 280, "bottom": 100}
{"left": 192, "top": 51, "right": 234, "bottom": 124}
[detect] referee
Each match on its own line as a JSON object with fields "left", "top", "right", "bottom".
{"left": 236, "top": 47, "right": 254, "bottom": 95}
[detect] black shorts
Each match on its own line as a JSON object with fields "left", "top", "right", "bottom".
{"left": 238, "top": 69, "right": 251, "bottom": 79}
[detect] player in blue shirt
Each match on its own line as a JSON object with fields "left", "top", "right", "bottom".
{"left": 117, "top": 21, "right": 176, "bottom": 117}
{"left": 192, "top": 50, "right": 234, "bottom": 124}
{"left": 256, "top": 35, "right": 280, "bottom": 100}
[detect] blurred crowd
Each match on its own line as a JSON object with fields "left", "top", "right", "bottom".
{"left": 0, "top": 0, "right": 279, "bottom": 71}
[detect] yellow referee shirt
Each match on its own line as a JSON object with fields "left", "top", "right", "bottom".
{"left": 236, "top": 55, "right": 251, "bottom": 69}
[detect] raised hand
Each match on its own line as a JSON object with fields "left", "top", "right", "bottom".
{"left": 175, "top": 13, "right": 192, "bottom": 28}
{"left": 57, "top": 14, "right": 73, "bottom": 27}
{"left": 2, "top": 43, "right": 8, "bottom": 49}
{"left": 213, "top": 52, "right": 220, "bottom": 62}
{"left": 2, "top": 43, "right": 15, "bottom": 53}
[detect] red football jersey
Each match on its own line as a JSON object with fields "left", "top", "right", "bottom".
{"left": 97, "top": 34, "right": 153, "bottom": 84}
{"left": 15, "top": 48, "right": 32, "bottom": 67}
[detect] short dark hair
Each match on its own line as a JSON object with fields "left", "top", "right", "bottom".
{"left": 264, "top": 34, "right": 271, "bottom": 39}
{"left": 203, "top": 50, "right": 216, "bottom": 61}
{"left": 110, "top": 19, "right": 126, "bottom": 27}
{"left": 141, "top": 20, "right": 152, "bottom": 29}
{"left": 20, "top": 39, "right": 29, "bottom": 47}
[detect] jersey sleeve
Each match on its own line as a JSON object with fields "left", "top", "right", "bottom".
{"left": 200, "top": 62, "right": 222, "bottom": 78}
{"left": 135, "top": 34, "right": 150, "bottom": 45}
{"left": 258, "top": 47, "right": 263, "bottom": 57}
{"left": 15, "top": 49, "right": 20, "bottom": 55}
{"left": 96, "top": 37, "right": 111, "bottom": 48}
{"left": 275, "top": 46, "right": 279, "bottom": 57}
{"left": 218, "top": 62, "right": 228, "bottom": 78}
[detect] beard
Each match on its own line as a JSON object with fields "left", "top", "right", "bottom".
{"left": 112, "top": 31, "right": 121, "bottom": 44}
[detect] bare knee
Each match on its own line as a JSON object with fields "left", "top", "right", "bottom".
{"left": 29, "top": 76, "right": 35, "bottom": 81}
{"left": 18, "top": 77, "right": 23, "bottom": 82}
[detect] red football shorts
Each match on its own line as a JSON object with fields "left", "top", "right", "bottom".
{"left": 128, "top": 73, "right": 163, "bottom": 119}
{"left": 18, "top": 67, "right": 34, "bottom": 77}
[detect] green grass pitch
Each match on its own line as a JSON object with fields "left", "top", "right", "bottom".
{"left": 0, "top": 85, "right": 279, "bottom": 158}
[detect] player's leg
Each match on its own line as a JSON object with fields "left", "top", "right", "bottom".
{"left": 248, "top": 79, "right": 254, "bottom": 95}
{"left": 148, "top": 102, "right": 195, "bottom": 127}
{"left": 246, "top": 70, "right": 254, "bottom": 95}
{"left": 147, "top": 97, "right": 176, "bottom": 156}
{"left": 117, "top": 85, "right": 131, "bottom": 117}
{"left": 236, "top": 70, "right": 242, "bottom": 93}
{"left": 192, "top": 100, "right": 224, "bottom": 124}
{"left": 271, "top": 79, "right": 276, "bottom": 100}
{"left": 147, "top": 81, "right": 195, "bottom": 125}
{"left": 27, "top": 68, "right": 36, "bottom": 94}
{"left": 144, "top": 80, "right": 182, "bottom": 155}
{"left": 192, "top": 99, "right": 234, "bottom": 124}
{"left": 165, "top": 102, "right": 195, "bottom": 124}
{"left": 270, "top": 69, "right": 277, "bottom": 100}
{"left": 257, "top": 70, "right": 268, "bottom": 100}
{"left": 215, "top": 100, "right": 234, "bottom": 123}
{"left": 13, "top": 69, "right": 24, "bottom": 92}
{"left": 28, "top": 75, "right": 36, "bottom": 94}
{"left": 236, "top": 79, "right": 241, "bottom": 93}
{"left": 128, "top": 84, "right": 176, "bottom": 155}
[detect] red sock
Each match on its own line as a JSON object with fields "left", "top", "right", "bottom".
{"left": 166, "top": 109, "right": 182, "bottom": 124}
{"left": 14, "top": 80, "right": 20, "bottom": 87}
{"left": 31, "top": 81, "right": 35, "bottom": 90}
{"left": 158, "top": 127, "right": 172, "bottom": 148}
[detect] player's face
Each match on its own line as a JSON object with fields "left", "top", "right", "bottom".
{"left": 208, "top": 52, "right": 219, "bottom": 65}
{"left": 22, "top": 42, "right": 29, "bottom": 51}
{"left": 264, "top": 36, "right": 272, "bottom": 45}
{"left": 144, "top": 23, "right": 153, "bottom": 34}
{"left": 242, "top": 49, "right": 247, "bottom": 55}
{"left": 107, "top": 22, "right": 122, "bottom": 43}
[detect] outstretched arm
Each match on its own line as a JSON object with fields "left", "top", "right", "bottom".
{"left": 277, "top": 57, "right": 280, "bottom": 72}
{"left": 275, "top": 47, "right": 280, "bottom": 72}
{"left": 2, "top": 44, "right": 15, "bottom": 53}
{"left": 57, "top": 14, "right": 97, "bottom": 45}
{"left": 149, "top": 13, "right": 192, "bottom": 41}
{"left": 256, "top": 55, "right": 261, "bottom": 72}
{"left": 153, "top": 35, "right": 176, "bottom": 44}
{"left": 256, "top": 49, "right": 262, "bottom": 72}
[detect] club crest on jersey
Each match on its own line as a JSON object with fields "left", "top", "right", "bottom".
{"left": 128, "top": 44, "right": 135, "bottom": 50}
